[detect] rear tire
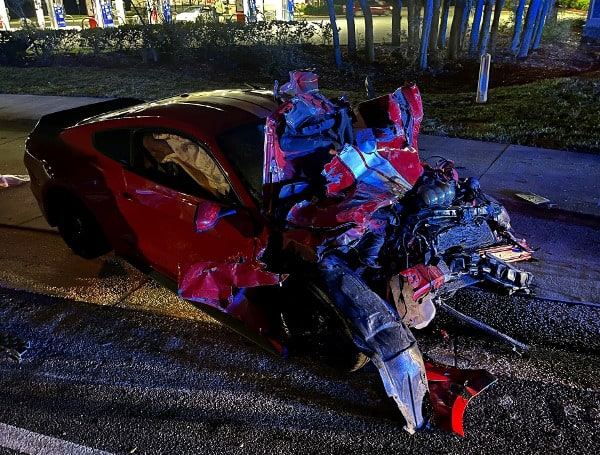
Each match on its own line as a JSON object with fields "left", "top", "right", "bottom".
{"left": 54, "top": 197, "right": 111, "bottom": 259}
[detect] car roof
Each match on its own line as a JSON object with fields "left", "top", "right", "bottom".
{"left": 80, "top": 89, "right": 279, "bottom": 135}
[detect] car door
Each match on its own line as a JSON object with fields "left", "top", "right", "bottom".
{"left": 116, "top": 128, "right": 264, "bottom": 284}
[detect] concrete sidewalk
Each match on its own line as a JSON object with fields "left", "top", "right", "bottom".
{"left": 0, "top": 94, "right": 599, "bottom": 304}
{"left": 0, "top": 94, "right": 106, "bottom": 126}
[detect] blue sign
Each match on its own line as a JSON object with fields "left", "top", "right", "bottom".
{"left": 163, "top": 1, "right": 172, "bottom": 23}
{"left": 101, "top": 2, "right": 114, "bottom": 27}
{"left": 54, "top": 5, "right": 66, "bottom": 27}
{"left": 593, "top": 0, "right": 600, "bottom": 19}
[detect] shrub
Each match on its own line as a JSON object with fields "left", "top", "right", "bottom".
{"left": 0, "top": 21, "right": 327, "bottom": 72}
{"left": 558, "top": 0, "right": 590, "bottom": 9}
{"left": 0, "top": 30, "right": 30, "bottom": 64}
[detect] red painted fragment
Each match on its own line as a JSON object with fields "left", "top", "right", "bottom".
{"left": 400, "top": 264, "right": 445, "bottom": 300}
{"left": 425, "top": 363, "right": 497, "bottom": 436}
{"left": 179, "top": 261, "right": 285, "bottom": 303}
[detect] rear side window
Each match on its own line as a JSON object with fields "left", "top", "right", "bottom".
{"left": 133, "top": 129, "right": 236, "bottom": 204}
{"left": 93, "top": 129, "right": 132, "bottom": 165}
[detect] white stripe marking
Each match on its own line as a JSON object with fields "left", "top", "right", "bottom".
{"left": 0, "top": 422, "right": 114, "bottom": 455}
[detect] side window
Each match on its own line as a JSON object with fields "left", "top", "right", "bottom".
{"left": 135, "top": 130, "right": 235, "bottom": 204}
{"left": 93, "top": 129, "right": 132, "bottom": 165}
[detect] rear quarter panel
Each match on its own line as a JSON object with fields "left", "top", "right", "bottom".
{"left": 26, "top": 120, "right": 137, "bottom": 256}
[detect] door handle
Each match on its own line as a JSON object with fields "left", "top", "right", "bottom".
{"left": 122, "top": 192, "right": 133, "bottom": 200}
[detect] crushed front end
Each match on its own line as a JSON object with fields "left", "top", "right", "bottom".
{"left": 262, "top": 71, "right": 534, "bottom": 434}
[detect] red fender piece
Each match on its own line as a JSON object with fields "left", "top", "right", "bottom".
{"left": 425, "top": 362, "right": 497, "bottom": 436}
{"left": 179, "top": 261, "right": 285, "bottom": 303}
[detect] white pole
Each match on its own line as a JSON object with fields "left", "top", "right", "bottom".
{"left": 44, "top": 0, "right": 58, "bottom": 28}
{"left": 93, "top": 0, "right": 104, "bottom": 26}
{"left": 0, "top": 0, "right": 10, "bottom": 31}
{"left": 275, "top": 0, "right": 282, "bottom": 20}
{"left": 115, "top": 0, "right": 126, "bottom": 24}
{"left": 476, "top": 53, "right": 491, "bottom": 104}
{"left": 34, "top": 0, "right": 46, "bottom": 28}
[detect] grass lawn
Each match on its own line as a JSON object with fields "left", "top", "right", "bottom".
{"left": 1, "top": 64, "right": 598, "bottom": 153}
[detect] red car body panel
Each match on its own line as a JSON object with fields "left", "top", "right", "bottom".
{"left": 25, "top": 90, "right": 283, "bottom": 306}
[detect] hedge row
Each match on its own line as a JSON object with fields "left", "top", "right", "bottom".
{"left": 0, "top": 20, "right": 334, "bottom": 69}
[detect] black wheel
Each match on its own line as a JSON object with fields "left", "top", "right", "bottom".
{"left": 280, "top": 278, "right": 369, "bottom": 372}
{"left": 54, "top": 197, "right": 111, "bottom": 259}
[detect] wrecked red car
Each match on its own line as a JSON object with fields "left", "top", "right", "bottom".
{"left": 24, "top": 71, "right": 533, "bottom": 435}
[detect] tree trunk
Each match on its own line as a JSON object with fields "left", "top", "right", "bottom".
{"left": 437, "top": 0, "right": 451, "bottom": 48}
{"left": 546, "top": 0, "right": 557, "bottom": 26}
{"left": 358, "top": 0, "right": 375, "bottom": 62}
{"left": 460, "top": 0, "right": 474, "bottom": 45}
{"left": 510, "top": 0, "right": 527, "bottom": 54}
{"left": 532, "top": 0, "right": 550, "bottom": 49}
{"left": 478, "top": 0, "right": 494, "bottom": 55}
{"left": 326, "top": 0, "right": 343, "bottom": 67}
{"left": 517, "top": 0, "right": 542, "bottom": 58}
{"left": 469, "top": 0, "right": 485, "bottom": 56}
{"left": 392, "top": 0, "right": 403, "bottom": 46}
{"left": 407, "top": 0, "right": 421, "bottom": 56}
{"left": 489, "top": 0, "right": 505, "bottom": 53}
{"left": 420, "top": 0, "right": 433, "bottom": 69}
{"left": 428, "top": 0, "right": 441, "bottom": 57}
{"left": 448, "top": 0, "right": 466, "bottom": 60}
{"left": 346, "top": 0, "right": 357, "bottom": 58}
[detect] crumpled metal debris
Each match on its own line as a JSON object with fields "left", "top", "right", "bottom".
{"left": 264, "top": 70, "right": 533, "bottom": 434}
{"left": 319, "top": 254, "right": 428, "bottom": 433}
{"left": 515, "top": 191, "right": 551, "bottom": 205}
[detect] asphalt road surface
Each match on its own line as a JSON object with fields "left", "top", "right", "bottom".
{"left": 0, "top": 224, "right": 599, "bottom": 455}
{"left": 1, "top": 121, "right": 599, "bottom": 454}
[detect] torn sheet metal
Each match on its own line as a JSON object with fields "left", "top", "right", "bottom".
{"left": 261, "top": 70, "right": 534, "bottom": 434}
{"left": 264, "top": 71, "right": 354, "bottom": 186}
{"left": 323, "top": 140, "right": 419, "bottom": 196}
{"left": 425, "top": 363, "right": 497, "bottom": 436}
{"left": 323, "top": 88, "right": 424, "bottom": 196}
{"left": 286, "top": 183, "right": 395, "bottom": 229}
{"left": 319, "top": 255, "right": 428, "bottom": 433}
{"left": 390, "top": 264, "right": 444, "bottom": 329}
{"left": 179, "top": 260, "right": 285, "bottom": 304}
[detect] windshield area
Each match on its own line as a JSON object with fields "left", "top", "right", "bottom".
{"left": 216, "top": 120, "right": 265, "bottom": 204}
